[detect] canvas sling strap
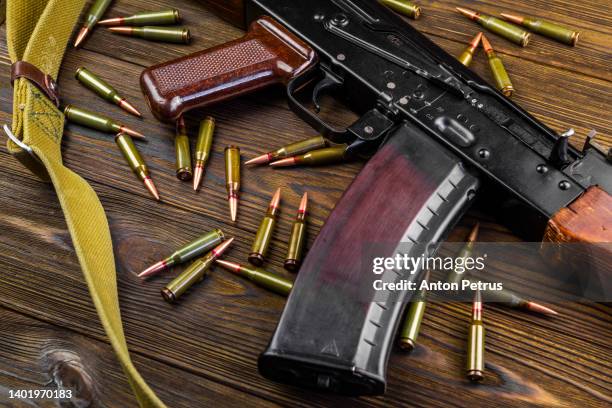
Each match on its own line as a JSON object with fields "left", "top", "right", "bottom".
{"left": 6, "top": 0, "right": 165, "bottom": 406}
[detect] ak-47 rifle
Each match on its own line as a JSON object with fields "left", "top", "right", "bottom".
{"left": 140, "top": 0, "right": 612, "bottom": 396}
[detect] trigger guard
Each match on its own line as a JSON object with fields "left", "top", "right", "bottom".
{"left": 286, "top": 69, "right": 351, "bottom": 144}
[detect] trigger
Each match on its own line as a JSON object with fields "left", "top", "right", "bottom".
{"left": 312, "top": 72, "right": 343, "bottom": 113}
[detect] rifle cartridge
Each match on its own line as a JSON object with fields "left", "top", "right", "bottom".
{"left": 466, "top": 290, "right": 485, "bottom": 381}
{"left": 193, "top": 116, "right": 215, "bottom": 191}
{"left": 162, "top": 238, "right": 234, "bottom": 303}
{"left": 115, "top": 133, "right": 159, "bottom": 200}
{"left": 269, "top": 144, "right": 349, "bottom": 167}
{"left": 500, "top": 13, "right": 579, "bottom": 46}
{"left": 246, "top": 136, "right": 328, "bottom": 165}
{"left": 482, "top": 35, "right": 514, "bottom": 97}
{"left": 284, "top": 192, "right": 308, "bottom": 272}
{"left": 379, "top": 0, "right": 421, "bottom": 19}
{"left": 64, "top": 105, "right": 145, "bottom": 139}
{"left": 108, "top": 26, "right": 191, "bottom": 44}
{"left": 447, "top": 223, "right": 479, "bottom": 286}
{"left": 74, "top": 0, "right": 113, "bottom": 47}
{"left": 249, "top": 188, "right": 281, "bottom": 266}
{"left": 456, "top": 7, "right": 531, "bottom": 47}
{"left": 224, "top": 146, "right": 241, "bottom": 222}
{"left": 398, "top": 270, "right": 431, "bottom": 351}
{"left": 139, "top": 229, "right": 225, "bottom": 278}
{"left": 216, "top": 259, "right": 293, "bottom": 296}
{"left": 175, "top": 116, "right": 193, "bottom": 181}
{"left": 98, "top": 9, "right": 181, "bottom": 26}
{"left": 445, "top": 224, "right": 556, "bottom": 315}
{"left": 75, "top": 67, "right": 141, "bottom": 117}
{"left": 457, "top": 32, "right": 483, "bottom": 67}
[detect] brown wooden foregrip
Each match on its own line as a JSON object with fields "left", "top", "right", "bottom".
{"left": 544, "top": 186, "right": 612, "bottom": 244}
{"left": 542, "top": 186, "right": 612, "bottom": 282}
{"left": 140, "top": 16, "right": 317, "bottom": 122}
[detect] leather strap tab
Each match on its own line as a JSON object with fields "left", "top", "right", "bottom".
{"left": 11, "top": 61, "right": 60, "bottom": 107}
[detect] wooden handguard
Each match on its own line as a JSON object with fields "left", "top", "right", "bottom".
{"left": 140, "top": 16, "right": 317, "bottom": 122}
{"left": 544, "top": 186, "right": 612, "bottom": 244}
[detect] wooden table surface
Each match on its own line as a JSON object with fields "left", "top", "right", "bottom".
{"left": 1, "top": 0, "right": 610, "bottom": 407}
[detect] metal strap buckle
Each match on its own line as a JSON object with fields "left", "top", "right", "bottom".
{"left": 3, "top": 124, "right": 41, "bottom": 163}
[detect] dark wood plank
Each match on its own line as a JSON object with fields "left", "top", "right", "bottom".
{"left": 1, "top": 0, "right": 611, "bottom": 406}
{"left": 0, "top": 306, "right": 278, "bottom": 407}
{"left": 0, "top": 152, "right": 610, "bottom": 407}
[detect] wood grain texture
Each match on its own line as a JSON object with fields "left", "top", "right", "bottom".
{"left": 0, "top": 0, "right": 610, "bottom": 406}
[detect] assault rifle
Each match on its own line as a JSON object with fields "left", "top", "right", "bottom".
{"left": 140, "top": 0, "right": 611, "bottom": 396}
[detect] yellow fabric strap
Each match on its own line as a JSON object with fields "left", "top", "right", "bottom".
{"left": 6, "top": 1, "right": 165, "bottom": 406}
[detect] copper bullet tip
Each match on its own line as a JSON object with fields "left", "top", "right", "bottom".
{"left": 245, "top": 153, "right": 271, "bottom": 165}
{"left": 138, "top": 260, "right": 167, "bottom": 278}
{"left": 468, "top": 222, "right": 480, "bottom": 243}
{"left": 270, "top": 157, "right": 297, "bottom": 167}
{"left": 143, "top": 177, "right": 160, "bottom": 201}
{"left": 298, "top": 192, "right": 308, "bottom": 214}
{"left": 74, "top": 26, "right": 90, "bottom": 48}
{"left": 212, "top": 237, "right": 234, "bottom": 258}
{"left": 119, "top": 99, "right": 142, "bottom": 117}
{"left": 120, "top": 126, "right": 146, "bottom": 140}
{"left": 470, "top": 32, "right": 483, "bottom": 50}
{"left": 499, "top": 13, "right": 524, "bottom": 25}
{"left": 108, "top": 27, "right": 133, "bottom": 35}
{"left": 270, "top": 188, "right": 282, "bottom": 209}
{"left": 193, "top": 165, "right": 204, "bottom": 191}
{"left": 481, "top": 34, "right": 494, "bottom": 53}
{"left": 215, "top": 259, "right": 241, "bottom": 273}
{"left": 98, "top": 17, "right": 124, "bottom": 26}
{"left": 229, "top": 196, "right": 238, "bottom": 222}
{"left": 472, "top": 289, "right": 482, "bottom": 320}
{"left": 526, "top": 301, "right": 558, "bottom": 316}
{"left": 456, "top": 7, "right": 479, "bottom": 20}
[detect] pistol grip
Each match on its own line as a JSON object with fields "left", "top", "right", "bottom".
{"left": 140, "top": 16, "right": 317, "bottom": 122}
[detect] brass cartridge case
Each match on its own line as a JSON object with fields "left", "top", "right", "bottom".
{"left": 380, "top": 0, "right": 421, "bottom": 19}
{"left": 175, "top": 116, "right": 193, "bottom": 181}
{"left": 249, "top": 188, "right": 281, "bottom": 266}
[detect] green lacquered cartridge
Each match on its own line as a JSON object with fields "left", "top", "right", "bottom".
{"left": 74, "top": 0, "right": 113, "bottom": 47}
{"left": 482, "top": 35, "right": 514, "bottom": 97}
{"left": 64, "top": 105, "right": 145, "bottom": 139}
{"left": 284, "top": 192, "right": 308, "bottom": 272}
{"left": 246, "top": 136, "right": 329, "bottom": 165}
{"left": 108, "top": 26, "right": 191, "bottom": 44}
{"left": 75, "top": 67, "right": 141, "bottom": 117}
{"left": 466, "top": 290, "right": 485, "bottom": 381}
{"left": 225, "top": 145, "right": 241, "bottom": 222}
{"left": 501, "top": 13, "right": 579, "bottom": 46}
{"left": 379, "top": 0, "right": 421, "bottom": 19}
{"left": 193, "top": 116, "right": 215, "bottom": 191}
{"left": 447, "top": 224, "right": 479, "bottom": 286}
{"left": 99, "top": 9, "right": 181, "bottom": 26}
{"left": 175, "top": 116, "right": 193, "bottom": 181}
{"left": 216, "top": 260, "right": 293, "bottom": 296}
{"left": 161, "top": 238, "right": 233, "bottom": 303}
{"left": 270, "top": 144, "right": 349, "bottom": 167}
{"left": 115, "top": 133, "right": 159, "bottom": 200}
{"left": 138, "top": 229, "right": 225, "bottom": 278}
{"left": 457, "top": 32, "right": 483, "bottom": 67}
{"left": 456, "top": 7, "right": 531, "bottom": 47}
{"left": 249, "top": 188, "right": 281, "bottom": 266}
{"left": 398, "top": 270, "right": 430, "bottom": 351}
